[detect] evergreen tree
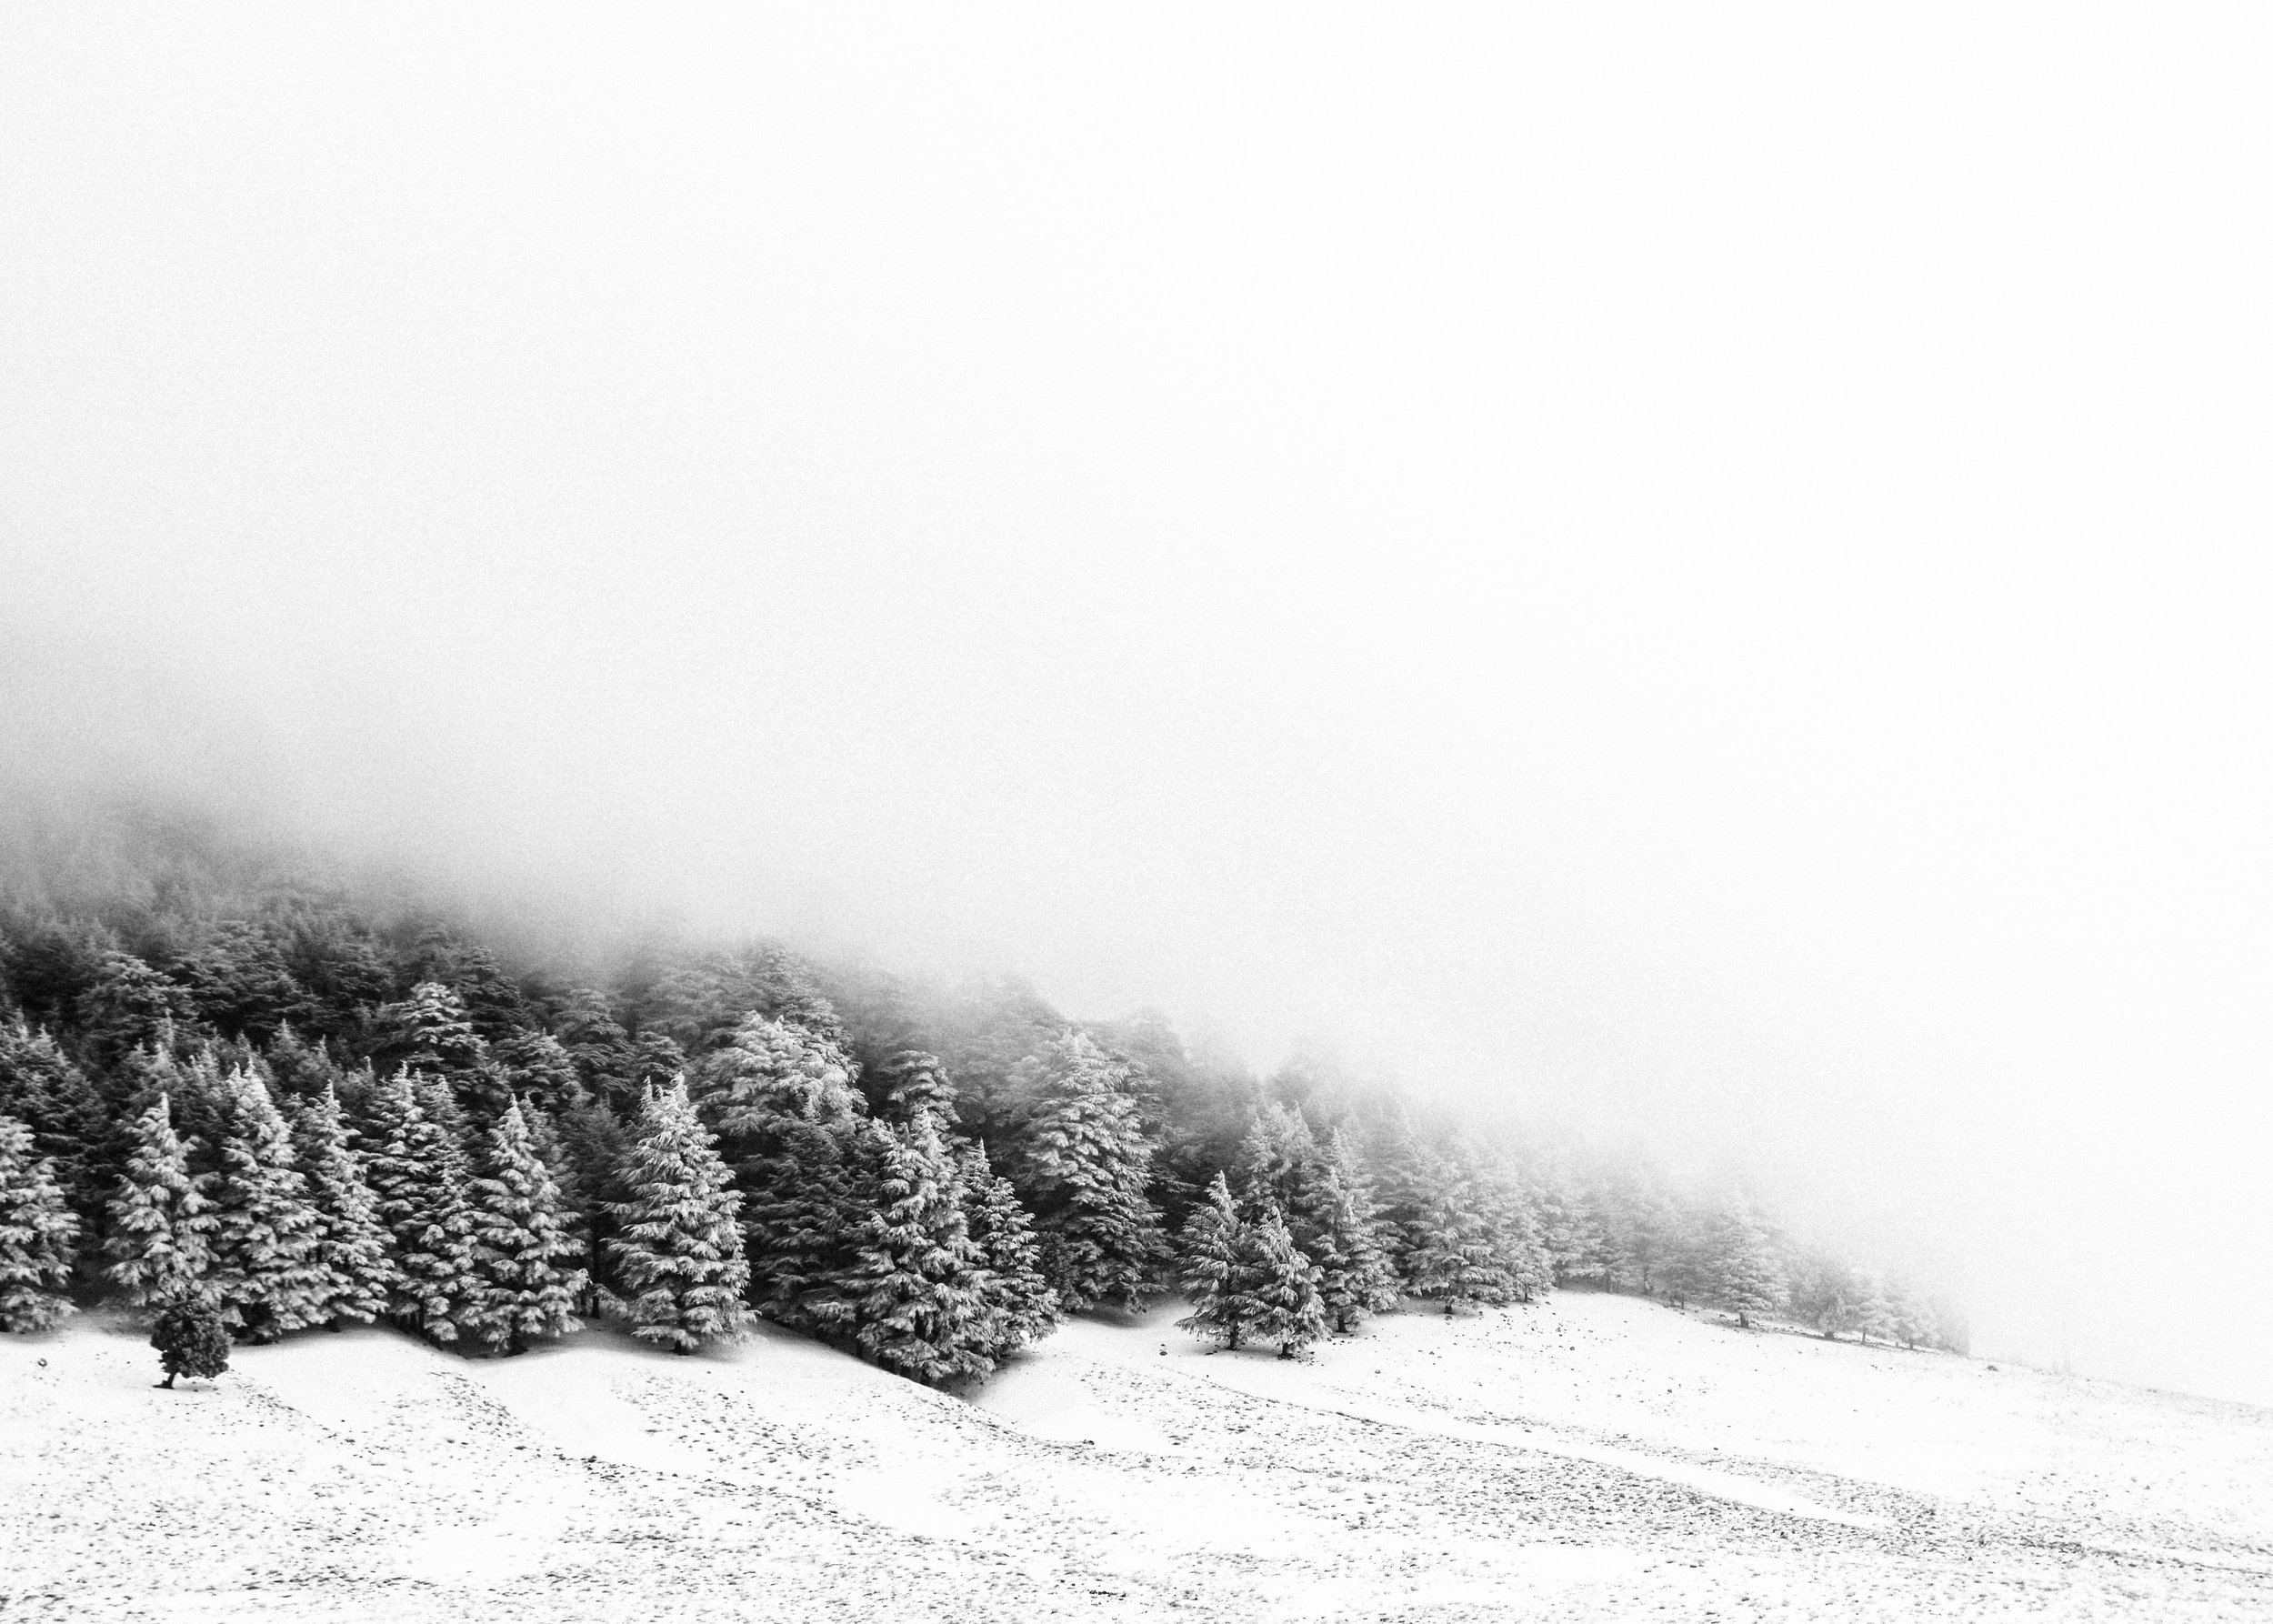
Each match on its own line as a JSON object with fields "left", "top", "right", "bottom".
{"left": 371, "top": 982, "right": 488, "bottom": 1090}
{"left": 1705, "top": 1198, "right": 1786, "bottom": 1328}
{"left": 954, "top": 1140, "right": 1059, "bottom": 1359}
{"left": 872, "top": 1049, "right": 959, "bottom": 1126}
{"left": 0, "top": 1113, "right": 80, "bottom": 1332}
{"left": 205, "top": 1068, "right": 328, "bottom": 1341}
{"left": 1175, "top": 1170, "right": 1250, "bottom": 1349}
{"left": 554, "top": 987, "right": 639, "bottom": 1106}
{"left": 1236, "top": 1102, "right": 1333, "bottom": 1251}
{"left": 1313, "top": 1128, "right": 1401, "bottom": 1332}
{"left": 843, "top": 1108, "right": 994, "bottom": 1384}
{"left": 690, "top": 1013, "right": 873, "bottom": 1332}
{"left": 1850, "top": 1268, "right": 1896, "bottom": 1345}
{"left": 263, "top": 1023, "right": 348, "bottom": 1104}
{"left": 1403, "top": 1154, "right": 1510, "bottom": 1315}
{"left": 288, "top": 1082, "right": 396, "bottom": 1328}
{"left": 151, "top": 1299, "right": 231, "bottom": 1388}
{"left": 1243, "top": 1202, "right": 1327, "bottom": 1358}
{"left": 0, "top": 1021, "right": 107, "bottom": 1229}
{"left": 173, "top": 920, "right": 310, "bottom": 1043}
{"left": 465, "top": 1100, "right": 585, "bottom": 1354}
{"left": 362, "top": 1068, "right": 479, "bottom": 1345}
{"left": 74, "top": 952, "right": 202, "bottom": 1068}
{"left": 1472, "top": 1157, "right": 1553, "bottom": 1305}
{"left": 1533, "top": 1156, "right": 1604, "bottom": 1285}
{"left": 1012, "top": 1031, "right": 1165, "bottom": 1312}
{"left": 493, "top": 1030, "right": 586, "bottom": 1118}
{"left": 105, "top": 1093, "right": 214, "bottom": 1308}
{"left": 608, "top": 1082, "right": 751, "bottom": 1353}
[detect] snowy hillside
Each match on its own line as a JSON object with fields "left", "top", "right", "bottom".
{"left": 6, "top": 1291, "right": 2269, "bottom": 1621}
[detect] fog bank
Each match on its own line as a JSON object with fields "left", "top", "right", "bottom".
{"left": 5, "top": 5, "right": 2269, "bottom": 1402}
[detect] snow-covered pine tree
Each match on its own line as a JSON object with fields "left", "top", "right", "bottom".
{"left": 104, "top": 1093, "right": 215, "bottom": 1308}
{"left": 843, "top": 1108, "right": 994, "bottom": 1384}
{"left": 372, "top": 982, "right": 489, "bottom": 1114}
{"left": 465, "top": 1099, "right": 585, "bottom": 1355}
{"left": 0, "top": 1021, "right": 106, "bottom": 1236}
{"left": 1237, "top": 1102, "right": 1331, "bottom": 1253}
{"left": 608, "top": 1081, "right": 751, "bottom": 1354}
{"left": 1705, "top": 1197, "right": 1786, "bottom": 1328}
{"left": 1403, "top": 1155, "right": 1510, "bottom": 1315}
{"left": 1175, "top": 1170, "right": 1248, "bottom": 1348}
{"left": 362, "top": 1068, "right": 480, "bottom": 1345}
{"left": 1532, "top": 1155, "right": 1603, "bottom": 1286}
{"left": 1242, "top": 1201, "right": 1327, "bottom": 1359}
{"left": 288, "top": 1082, "right": 396, "bottom": 1328}
{"left": 205, "top": 1068, "right": 329, "bottom": 1341}
{"left": 1471, "top": 1157, "right": 1552, "bottom": 1305}
{"left": 873, "top": 1049, "right": 959, "bottom": 1126}
{"left": 954, "top": 1140, "right": 1059, "bottom": 1360}
{"left": 1013, "top": 1031, "right": 1166, "bottom": 1312}
{"left": 0, "top": 1112, "right": 80, "bottom": 1332}
{"left": 1312, "top": 1128, "right": 1401, "bottom": 1333}
{"left": 1849, "top": 1268, "right": 1896, "bottom": 1345}
{"left": 687, "top": 1012, "right": 873, "bottom": 1332}
{"left": 1887, "top": 1275, "right": 1938, "bottom": 1350}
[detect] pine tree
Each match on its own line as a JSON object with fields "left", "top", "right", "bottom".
{"left": 205, "top": 1068, "right": 329, "bottom": 1342}
{"left": 288, "top": 1082, "right": 396, "bottom": 1328}
{"left": 1403, "top": 1154, "right": 1510, "bottom": 1315}
{"left": 372, "top": 982, "right": 489, "bottom": 1094}
{"left": 1237, "top": 1102, "right": 1331, "bottom": 1250}
{"left": 1312, "top": 1128, "right": 1401, "bottom": 1332}
{"left": 1012, "top": 1031, "right": 1165, "bottom": 1312}
{"left": 1242, "top": 1202, "right": 1327, "bottom": 1358}
{"left": 1175, "top": 1171, "right": 1250, "bottom": 1349}
{"left": 843, "top": 1108, "right": 993, "bottom": 1384}
{"left": 1849, "top": 1268, "right": 1896, "bottom": 1345}
{"left": 105, "top": 1094, "right": 215, "bottom": 1308}
{"left": 1705, "top": 1198, "right": 1786, "bottom": 1328}
{"left": 1472, "top": 1157, "right": 1553, "bottom": 1305}
{"left": 362, "top": 1068, "right": 479, "bottom": 1345}
{"left": 151, "top": 1300, "right": 231, "bottom": 1388}
{"left": 74, "top": 952, "right": 202, "bottom": 1068}
{"left": 1533, "top": 1156, "right": 1603, "bottom": 1286}
{"left": 607, "top": 1082, "right": 751, "bottom": 1354}
{"left": 954, "top": 1140, "right": 1059, "bottom": 1360}
{"left": 0, "top": 1113, "right": 80, "bottom": 1332}
{"left": 690, "top": 1013, "right": 873, "bottom": 1332}
{"left": 465, "top": 1100, "right": 586, "bottom": 1354}
{"left": 0, "top": 1021, "right": 107, "bottom": 1234}
{"left": 873, "top": 1049, "right": 959, "bottom": 1126}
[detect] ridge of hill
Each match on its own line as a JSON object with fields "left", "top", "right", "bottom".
{"left": 5, "top": 1291, "right": 2268, "bottom": 1621}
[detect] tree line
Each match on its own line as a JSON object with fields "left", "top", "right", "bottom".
{"left": 0, "top": 827, "right": 1953, "bottom": 1384}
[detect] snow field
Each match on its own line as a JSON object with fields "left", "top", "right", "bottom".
{"left": 4, "top": 1292, "right": 2269, "bottom": 1621}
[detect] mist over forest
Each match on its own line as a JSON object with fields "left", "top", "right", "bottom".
{"left": 4, "top": 5, "right": 2269, "bottom": 1412}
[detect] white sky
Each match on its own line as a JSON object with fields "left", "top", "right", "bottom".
{"left": 5, "top": 4, "right": 2270, "bottom": 1403}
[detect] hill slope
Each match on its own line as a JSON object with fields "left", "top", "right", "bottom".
{"left": 5, "top": 1293, "right": 2268, "bottom": 1621}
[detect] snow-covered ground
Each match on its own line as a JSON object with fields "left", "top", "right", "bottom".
{"left": 5, "top": 1290, "right": 2269, "bottom": 1620}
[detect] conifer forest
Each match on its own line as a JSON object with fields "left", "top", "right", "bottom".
{"left": 0, "top": 807, "right": 1954, "bottom": 1382}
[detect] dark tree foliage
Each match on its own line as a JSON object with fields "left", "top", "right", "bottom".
{"left": 151, "top": 1299, "right": 231, "bottom": 1387}
{"left": 75, "top": 951, "right": 203, "bottom": 1069}
{"left": 171, "top": 920, "right": 311, "bottom": 1043}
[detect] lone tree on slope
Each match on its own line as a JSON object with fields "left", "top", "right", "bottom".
{"left": 151, "top": 1298, "right": 231, "bottom": 1388}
